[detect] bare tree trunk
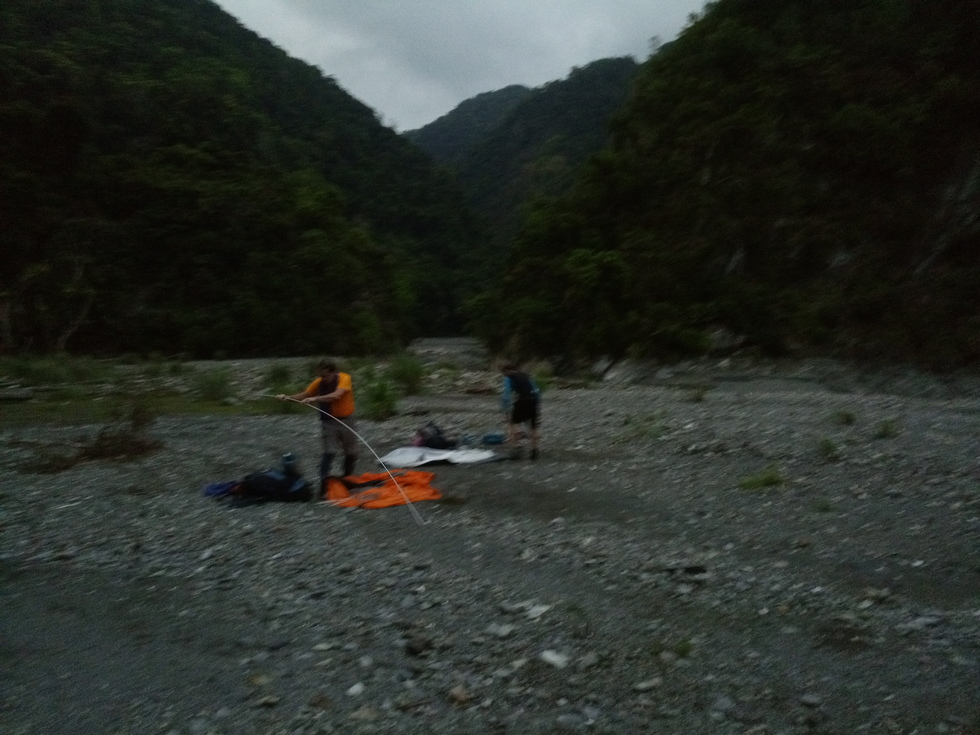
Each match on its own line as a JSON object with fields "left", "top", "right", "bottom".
{"left": 53, "top": 262, "right": 96, "bottom": 353}
{"left": 54, "top": 290, "right": 95, "bottom": 353}
{"left": 0, "top": 294, "right": 13, "bottom": 354}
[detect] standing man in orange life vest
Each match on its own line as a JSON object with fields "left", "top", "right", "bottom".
{"left": 278, "top": 360, "right": 358, "bottom": 497}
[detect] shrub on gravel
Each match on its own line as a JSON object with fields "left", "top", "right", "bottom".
{"left": 18, "top": 402, "right": 162, "bottom": 473}
{"left": 360, "top": 375, "right": 399, "bottom": 420}
{"left": 738, "top": 464, "right": 786, "bottom": 490}
{"left": 619, "top": 412, "right": 668, "bottom": 441}
{"left": 686, "top": 386, "right": 709, "bottom": 402}
{"left": 387, "top": 353, "right": 426, "bottom": 395}
{"left": 874, "top": 418, "right": 901, "bottom": 439}
{"left": 812, "top": 498, "right": 835, "bottom": 513}
{"left": 0, "top": 354, "right": 109, "bottom": 385}
{"left": 193, "top": 367, "right": 234, "bottom": 402}
{"left": 830, "top": 409, "right": 856, "bottom": 425}
{"left": 78, "top": 407, "right": 162, "bottom": 461}
{"left": 265, "top": 363, "right": 292, "bottom": 389}
{"left": 817, "top": 437, "right": 841, "bottom": 461}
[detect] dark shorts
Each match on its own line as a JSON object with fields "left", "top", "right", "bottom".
{"left": 510, "top": 397, "right": 539, "bottom": 428}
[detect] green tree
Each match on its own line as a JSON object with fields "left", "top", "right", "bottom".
{"left": 480, "top": 0, "right": 980, "bottom": 368}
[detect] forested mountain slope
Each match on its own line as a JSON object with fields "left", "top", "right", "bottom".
{"left": 480, "top": 0, "right": 980, "bottom": 369}
{"left": 404, "top": 85, "right": 532, "bottom": 167}
{"left": 408, "top": 57, "right": 641, "bottom": 257}
{"left": 0, "top": 0, "right": 486, "bottom": 356}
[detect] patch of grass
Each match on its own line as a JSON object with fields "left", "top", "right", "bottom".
{"left": 136, "top": 355, "right": 189, "bottom": 380}
{"left": 686, "top": 386, "right": 710, "bottom": 402}
{"left": 430, "top": 361, "right": 462, "bottom": 385}
{"left": 7, "top": 391, "right": 278, "bottom": 426}
{"left": 529, "top": 364, "right": 553, "bottom": 393}
{"left": 620, "top": 412, "right": 668, "bottom": 441}
{"left": 0, "top": 354, "right": 113, "bottom": 385}
{"left": 263, "top": 394, "right": 304, "bottom": 415}
{"left": 343, "top": 357, "right": 374, "bottom": 375}
{"left": 830, "top": 409, "right": 857, "bottom": 426}
{"left": 387, "top": 353, "right": 426, "bottom": 396}
{"left": 159, "top": 396, "right": 272, "bottom": 416}
{"left": 360, "top": 376, "right": 399, "bottom": 420}
{"left": 264, "top": 363, "right": 293, "bottom": 396}
{"left": 812, "top": 498, "right": 834, "bottom": 513}
{"left": 564, "top": 601, "right": 588, "bottom": 618}
{"left": 1, "top": 395, "right": 124, "bottom": 426}
{"left": 673, "top": 638, "right": 694, "bottom": 658}
{"left": 193, "top": 367, "right": 234, "bottom": 402}
{"left": 18, "top": 402, "right": 163, "bottom": 473}
{"left": 47, "top": 384, "right": 92, "bottom": 401}
{"left": 873, "top": 419, "right": 900, "bottom": 439}
{"left": 817, "top": 437, "right": 841, "bottom": 461}
{"left": 739, "top": 465, "right": 786, "bottom": 490}
{"left": 140, "top": 360, "right": 165, "bottom": 379}
{"left": 1, "top": 358, "right": 298, "bottom": 426}
{"left": 650, "top": 637, "right": 695, "bottom": 659}
{"left": 78, "top": 403, "right": 161, "bottom": 461}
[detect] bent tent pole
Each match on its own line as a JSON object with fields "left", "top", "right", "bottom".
{"left": 269, "top": 395, "right": 427, "bottom": 527}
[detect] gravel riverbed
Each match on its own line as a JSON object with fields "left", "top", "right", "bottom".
{"left": 2, "top": 348, "right": 979, "bottom": 735}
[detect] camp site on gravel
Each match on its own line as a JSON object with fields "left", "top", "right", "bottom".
{"left": 4, "top": 0, "right": 979, "bottom": 731}
{"left": 2, "top": 342, "right": 978, "bottom": 735}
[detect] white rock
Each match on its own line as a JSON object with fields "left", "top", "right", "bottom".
{"left": 540, "top": 650, "right": 570, "bottom": 668}
{"left": 526, "top": 604, "right": 551, "bottom": 620}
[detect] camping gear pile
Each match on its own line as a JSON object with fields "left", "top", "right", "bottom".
{"left": 203, "top": 452, "right": 447, "bottom": 509}
{"left": 203, "top": 453, "right": 312, "bottom": 504}
{"left": 203, "top": 421, "right": 504, "bottom": 509}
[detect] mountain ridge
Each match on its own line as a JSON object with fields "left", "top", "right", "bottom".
{"left": 0, "top": 0, "right": 488, "bottom": 355}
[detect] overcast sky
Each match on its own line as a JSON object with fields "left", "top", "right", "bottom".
{"left": 212, "top": 0, "right": 707, "bottom": 131}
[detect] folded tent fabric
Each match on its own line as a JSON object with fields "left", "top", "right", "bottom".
{"left": 378, "top": 446, "right": 499, "bottom": 467}
{"left": 325, "top": 470, "right": 442, "bottom": 509}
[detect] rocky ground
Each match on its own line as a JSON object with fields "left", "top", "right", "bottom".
{"left": 1, "top": 341, "right": 979, "bottom": 735}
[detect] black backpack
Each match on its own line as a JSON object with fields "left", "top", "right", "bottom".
{"left": 416, "top": 421, "right": 458, "bottom": 450}
{"left": 236, "top": 468, "right": 312, "bottom": 502}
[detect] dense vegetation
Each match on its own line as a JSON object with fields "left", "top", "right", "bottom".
{"left": 476, "top": 0, "right": 980, "bottom": 368}
{"left": 3, "top": 0, "right": 977, "bottom": 371}
{"left": 0, "top": 0, "right": 487, "bottom": 357}
{"left": 404, "top": 85, "right": 533, "bottom": 167}
{"left": 408, "top": 58, "right": 641, "bottom": 256}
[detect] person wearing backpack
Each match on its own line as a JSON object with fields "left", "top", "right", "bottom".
{"left": 278, "top": 360, "right": 358, "bottom": 496}
{"left": 500, "top": 362, "right": 541, "bottom": 460}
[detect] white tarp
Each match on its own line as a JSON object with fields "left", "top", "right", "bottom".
{"left": 377, "top": 446, "right": 500, "bottom": 468}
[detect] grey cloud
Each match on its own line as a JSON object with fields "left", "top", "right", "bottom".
{"left": 214, "top": 0, "right": 706, "bottom": 130}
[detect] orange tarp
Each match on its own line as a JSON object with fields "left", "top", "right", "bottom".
{"left": 325, "top": 470, "right": 442, "bottom": 508}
